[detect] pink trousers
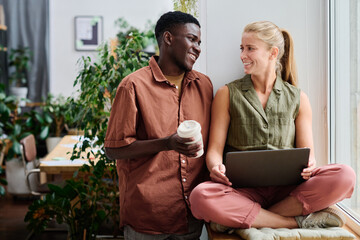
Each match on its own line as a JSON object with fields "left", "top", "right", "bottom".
{"left": 189, "top": 164, "right": 355, "bottom": 229}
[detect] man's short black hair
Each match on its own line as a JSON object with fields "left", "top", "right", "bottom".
{"left": 155, "top": 11, "right": 200, "bottom": 45}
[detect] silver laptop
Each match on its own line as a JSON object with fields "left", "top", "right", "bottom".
{"left": 225, "top": 148, "right": 310, "bottom": 188}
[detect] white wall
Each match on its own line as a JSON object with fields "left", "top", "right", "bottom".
{"left": 201, "top": 0, "right": 329, "bottom": 165}
{"left": 47, "top": 0, "right": 329, "bottom": 237}
{"left": 49, "top": 0, "right": 329, "bottom": 164}
{"left": 49, "top": 0, "right": 173, "bottom": 96}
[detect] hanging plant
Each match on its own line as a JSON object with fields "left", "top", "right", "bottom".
{"left": 173, "top": 0, "right": 199, "bottom": 17}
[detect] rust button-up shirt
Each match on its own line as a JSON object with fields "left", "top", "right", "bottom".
{"left": 104, "top": 56, "right": 213, "bottom": 234}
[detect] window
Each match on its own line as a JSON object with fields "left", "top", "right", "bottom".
{"left": 330, "top": 0, "right": 360, "bottom": 226}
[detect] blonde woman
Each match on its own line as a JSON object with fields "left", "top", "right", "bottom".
{"left": 189, "top": 21, "right": 355, "bottom": 231}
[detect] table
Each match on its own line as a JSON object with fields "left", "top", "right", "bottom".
{"left": 40, "top": 135, "right": 96, "bottom": 179}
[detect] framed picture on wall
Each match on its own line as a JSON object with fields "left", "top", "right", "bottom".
{"left": 75, "top": 16, "right": 103, "bottom": 51}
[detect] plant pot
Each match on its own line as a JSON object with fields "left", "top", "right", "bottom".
{"left": 66, "top": 128, "right": 84, "bottom": 135}
{"left": 9, "top": 87, "right": 28, "bottom": 106}
{"left": 5, "top": 157, "right": 33, "bottom": 195}
{"left": 65, "top": 124, "right": 84, "bottom": 135}
{"left": 46, "top": 136, "right": 62, "bottom": 152}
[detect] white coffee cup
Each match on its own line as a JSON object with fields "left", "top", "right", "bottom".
{"left": 177, "top": 120, "right": 204, "bottom": 158}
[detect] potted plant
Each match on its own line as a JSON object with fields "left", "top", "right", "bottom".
{"left": 25, "top": 18, "right": 155, "bottom": 238}
{"left": 25, "top": 160, "right": 120, "bottom": 240}
{"left": 63, "top": 96, "right": 84, "bottom": 136}
{"left": 70, "top": 18, "right": 154, "bottom": 236}
{"left": 41, "top": 94, "right": 68, "bottom": 152}
{"left": 0, "top": 166, "right": 7, "bottom": 197}
{"left": 0, "top": 83, "right": 31, "bottom": 159}
{"left": 0, "top": 102, "right": 8, "bottom": 197}
{"left": 0, "top": 83, "right": 34, "bottom": 195}
{"left": 115, "top": 18, "right": 157, "bottom": 55}
{"left": 8, "top": 47, "right": 32, "bottom": 106}
{"left": 20, "top": 94, "right": 69, "bottom": 153}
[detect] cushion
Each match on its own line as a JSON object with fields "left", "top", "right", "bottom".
{"left": 235, "top": 227, "right": 355, "bottom": 240}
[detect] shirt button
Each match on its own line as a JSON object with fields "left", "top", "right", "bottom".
{"left": 182, "top": 159, "right": 186, "bottom": 164}
{"left": 182, "top": 178, "right": 187, "bottom": 182}
{"left": 185, "top": 196, "right": 188, "bottom": 200}
{"left": 263, "top": 124, "right": 268, "bottom": 129}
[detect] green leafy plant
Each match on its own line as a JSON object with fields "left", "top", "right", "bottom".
{"left": 63, "top": 96, "right": 84, "bottom": 135}
{"left": 23, "top": 94, "right": 72, "bottom": 141}
{"left": 0, "top": 166, "right": 7, "bottom": 197}
{"left": 68, "top": 19, "right": 153, "bottom": 233}
{"left": 70, "top": 18, "right": 152, "bottom": 161}
{"left": 23, "top": 108, "right": 53, "bottom": 141}
{"left": 173, "top": 0, "right": 199, "bottom": 17}
{"left": 0, "top": 83, "right": 31, "bottom": 159}
{"left": 115, "top": 18, "right": 157, "bottom": 54}
{"left": 25, "top": 18, "right": 155, "bottom": 238}
{"left": 25, "top": 160, "right": 118, "bottom": 239}
{"left": 42, "top": 94, "right": 68, "bottom": 138}
{"left": 8, "top": 47, "right": 32, "bottom": 87}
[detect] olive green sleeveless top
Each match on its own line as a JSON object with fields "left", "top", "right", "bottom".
{"left": 226, "top": 74, "right": 300, "bottom": 151}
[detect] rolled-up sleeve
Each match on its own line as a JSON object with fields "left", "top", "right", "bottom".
{"left": 104, "top": 81, "right": 137, "bottom": 148}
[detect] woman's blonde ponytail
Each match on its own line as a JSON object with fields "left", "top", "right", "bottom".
{"left": 280, "top": 30, "right": 297, "bottom": 86}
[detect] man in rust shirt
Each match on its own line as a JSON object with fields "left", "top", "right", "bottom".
{"left": 104, "top": 11, "right": 213, "bottom": 239}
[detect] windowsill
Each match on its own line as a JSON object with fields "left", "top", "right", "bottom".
{"left": 344, "top": 225, "right": 360, "bottom": 239}
{"left": 335, "top": 204, "right": 360, "bottom": 238}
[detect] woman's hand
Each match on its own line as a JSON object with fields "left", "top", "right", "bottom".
{"left": 210, "top": 163, "right": 232, "bottom": 186}
{"left": 301, "top": 157, "right": 316, "bottom": 180}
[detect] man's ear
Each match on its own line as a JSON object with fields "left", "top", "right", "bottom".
{"left": 163, "top": 31, "right": 172, "bottom": 46}
{"left": 270, "top": 47, "right": 279, "bottom": 60}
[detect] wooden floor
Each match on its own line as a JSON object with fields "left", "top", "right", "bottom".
{"left": 0, "top": 187, "right": 123, "bottom": 240}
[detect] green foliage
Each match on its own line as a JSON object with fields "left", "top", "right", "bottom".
{"left": 8, "top": 47, "right": 32, "bottom": 87}
{"left": 21, "top": 94, "right": 70, "bottom": 141}
{"left": 71, "top": 18, "right": 152, "bottom": 163}
{"left": 25, "top": 18, "right": 155, "bottom": 238}
{"left": 115, "top": 18, "right": 157, "bottom": 54}
{"left": 0, "top": 83, "right": 31, "bottom": 159}
{"left": 41, "top": 94, "right": 68, "bottom": 137}
{"left": 0, "top": 166, "right": 7, "bottom": 196}
{"left": 69, "top": 18, "right": 154, "bottom": 236}
{"left": 173, "top": 0, "right": 199, "bottom": 17}
{"left": 25, "top": 160, "right": 118, "bottom": 239}
{"left": 23, "top": 109, "right": 53, "bottom": 141}
{"left": 63, "top": 96, "right": 84, "bottom": 132}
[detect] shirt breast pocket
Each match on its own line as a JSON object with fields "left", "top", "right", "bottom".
{"left": 273, "top": 117, "right": 295, "bottom": 147}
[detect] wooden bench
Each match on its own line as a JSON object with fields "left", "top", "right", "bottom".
{"left": 206, "top": 223, "right": 242, "bottom": 240}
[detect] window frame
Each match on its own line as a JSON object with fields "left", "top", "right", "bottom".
{"left": 329, "top": 0, "right": 360, "bottom": 234}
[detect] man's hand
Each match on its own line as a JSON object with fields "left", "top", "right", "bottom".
{"left": 210, "top": 163, "right": 232, "bottom": 186}
{"left": 166, "top": 133, "right": 202, "bottom": 157}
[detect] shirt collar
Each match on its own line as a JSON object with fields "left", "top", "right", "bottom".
{"left": 241, "top": 74, "right": 283, "bottom": 92}
{"left": 149, "top": 56, "right": 200, "bottom": 83}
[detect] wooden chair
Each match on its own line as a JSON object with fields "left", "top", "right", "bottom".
{"left": 5, "top": 134, "right": 40, "bottom": 195}
{"left": 20, "top": 134, "right": 67, "bottom": 240}
{"left": 21, "top": 134, "right": 51, "bottom": 195}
